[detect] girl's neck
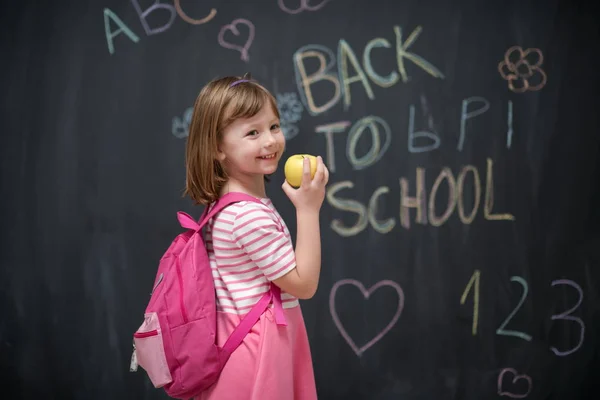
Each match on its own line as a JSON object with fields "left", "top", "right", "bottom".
{"left": 219, "top": 175, "right": 267, "bottom": 200}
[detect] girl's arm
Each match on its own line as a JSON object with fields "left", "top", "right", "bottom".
{"left": 275, "top": 156, "right": 329, "bottom": 299}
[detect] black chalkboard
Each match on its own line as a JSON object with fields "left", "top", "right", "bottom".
{"left": 2, "top": 0, "right": 600, "bottom": 399}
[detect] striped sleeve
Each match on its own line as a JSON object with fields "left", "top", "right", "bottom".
{"left": 231, "top": 202, "right": 296, "bottom": 281}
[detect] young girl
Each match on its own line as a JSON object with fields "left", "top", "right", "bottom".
{"left": 184, "top": 75, "right": 329, "bottom": 400}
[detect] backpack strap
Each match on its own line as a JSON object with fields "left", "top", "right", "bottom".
{"left": 199, "top": 192, "right": 263, "bottom": 229}
{"left": 220, "top": 283, "right": 287, "bottom": 366}
{"left": 176, "top": 192, "right": 263, "bottom": 232}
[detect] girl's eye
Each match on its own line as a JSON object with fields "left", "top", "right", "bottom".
{"left": 246, "top": 130, "right": 259, "bottom": 137}
{"left": 271, "top": 124, "right": 281, "bottom": 131}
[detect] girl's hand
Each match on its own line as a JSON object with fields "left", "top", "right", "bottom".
{"left": 282, "top": 156, "right": 329, "bottom": 213}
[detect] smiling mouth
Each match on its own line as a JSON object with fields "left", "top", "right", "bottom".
{"left": 258, "top": 153, "right": 277, "bottom": 160}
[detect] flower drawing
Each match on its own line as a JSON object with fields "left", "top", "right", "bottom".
{"left": 498, "top": 46, "right": 547, "bottom": 93}
{"left": 276, "top": 92, "right": 304, "bottom": 140}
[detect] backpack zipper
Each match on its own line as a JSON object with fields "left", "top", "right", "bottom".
{"left": 133, "top": 329, "right": 158, "bottom": 338}
{"left": 175, "top": 257, "right": 189, "bottom": 324}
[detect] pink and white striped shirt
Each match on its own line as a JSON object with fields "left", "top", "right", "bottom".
{"left": 204, "top": 198, "right": 299, "bottom": 314}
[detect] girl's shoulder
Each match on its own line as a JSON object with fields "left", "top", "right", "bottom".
{"left": 216, "top": 197, "right": 276, "bottom": 220}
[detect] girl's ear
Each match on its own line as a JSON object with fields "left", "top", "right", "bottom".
{"left": 216, "top": 140, "right": 226, "bottom": 161}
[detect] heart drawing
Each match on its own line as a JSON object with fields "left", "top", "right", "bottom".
{"left": 329, "top": 279, "right": 404, "bottom": 357}
{"left": 218, "top": 19, "right": 255, "bottom": 62}
{"left": 497, "top": 368, "right": 532, "bottom": 398}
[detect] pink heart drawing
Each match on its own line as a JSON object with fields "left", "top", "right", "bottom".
{"left": 218, "top": 18, "right": 255, "bottom": 62}
{"left": 278, "top": 0, "right": 333, "bottom": 15}
{"left": 329, "top": 279, "right": 404, "bottom": 357}
{"left": 497, "top": 368, "right": 532, "bottom": 398}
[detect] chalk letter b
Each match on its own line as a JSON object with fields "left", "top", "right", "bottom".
{"left": 293, "top": 45, "right": 341, "bottom": 116}
{"left": 131, "top": 0, "right": 176, "bottom": 35}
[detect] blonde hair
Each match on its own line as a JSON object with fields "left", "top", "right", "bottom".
{"left": 184, "top": 75, "right": 280, "bottom": 205}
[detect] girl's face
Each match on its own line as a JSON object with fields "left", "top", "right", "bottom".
{"left": 218, "top": 103, "right": 285, "bottom": 181}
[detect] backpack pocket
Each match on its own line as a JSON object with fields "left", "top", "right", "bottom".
{"left": 134, "top": 312, "right": 173, "bottom": 388}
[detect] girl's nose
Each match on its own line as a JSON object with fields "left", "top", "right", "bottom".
{"left": 263, "top": 131, "right": 276, "bottom": 147}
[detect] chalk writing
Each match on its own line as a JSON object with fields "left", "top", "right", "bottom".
{"left": 399, "top": 168, "right": 426, "bottom": 228}
{"left": 327, "top": 159, "right": 514, "bottom": 236}
{"left": 408, "top": 104, "right": 440, "bottom": 153}
{"left": 130, "top": 0, "right": 176, "bottom": 36}
{"left": 456, "top": 165, "right": 481, "bottom": 224}
{"left": 394, "top": 25, "right": 444, "bottom": 83}
{"left": 318, "top": 116, "right": 391, "bottom": 172}
{"left": 174, "top": 0, "right": 216, "bottom": 25}
{"left": 329, "top": 279, "right": 404, "bottom": 357}
{"left": 457, "top": 97, "right": 490, "bottom": 152}
{"left": 276, "top": 92, "right": 304, "bottom": 140}
{"left": 338, "top": 39, "right": 375, "bottom": 110}
{"left": 346, "top": 116, "right": 391, "bottom": 170}
{"left": 104, "top": 8, "right": 140, "bottom": 55}
{"left": 484, "top": 158, "right": 515, "bottom": 221}
{"left": 460, "top": 269, "right": 480, "bottom": 336}
{"left": 550, "top": 279, "right": 585, "bottom": 356}
{"left": 406, "top": 96, "right": 513, "bottom": 153}
{"left": 496, "top": 276, "right": 532, "bottom": 341}
{"left": 315, "top": 121, "right": 351, "bottom": 173}
{"left": 293, "top": 25, "right": 444, "bottom": 115}
{"left": 462, "top": 273, "right": 585, "bottom": 356}
{"left": 497, "top": 368, "right": 532, "bottom": 398}
{"left": 293, "top": 45, "right": 341, "bottom": 115}
{"left": 363, "top": 38, "right": 399, "bottom": 88}
{"left": 428, "top": 168, "right": 456, "bottom": 227}
{"left": 498, "top": 46, "right": 547, "bottom": 93}
{"left": 218, "top": 19, "right": 255, "bottom": 62}
{"left": 278, "top": 0, "right": 332, "bottom": 14}
{"left": 172, "top": 107, "right": 193, "bottom": 139}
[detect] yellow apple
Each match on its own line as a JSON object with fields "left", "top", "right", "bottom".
{"left": 284, "top": 154, "right": 317, "bottom": 188}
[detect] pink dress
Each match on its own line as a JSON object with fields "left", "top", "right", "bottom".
{"left": 196, "top": 198, "right": 318, "bottom": 400}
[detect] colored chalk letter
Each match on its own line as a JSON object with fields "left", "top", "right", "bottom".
{"left": 327, "top": 181, "right": 368, "bottom": 237}
{"left": 458, "top": 97, "right": 490, "bottom": 151}
{"left": 399, "top": 168, "right": 427, "bottom": 229}
{"left": 408, "top": 105, "right": 440, "bottom": 153}
{"left": 394, "top": 25, "right": 445, "bottom": 82}
{"left": 428, "top": 167, "right": 457, "bottom": 227}
{"left": 363, "top": 38, "right": 399, "bottom": 88}
{"left": 104, "top": 8, "right": 140, "bottom": 55}
{"left": 347, "top": 116, "right": 391, "bottom": 170}
{"left": 174, "top": 0, "right": 216, "bottom": 25}
{"left": 338, "top": 39, "right": 375, "bottom": 110}
{"left": 316, "top": 121, "right": 351, "bottom": 173}
{"left": 368, "top": 187, "right": 396, "bottom": 234}
{"left": 130, "top": 0, "right": 176, "bottom": 36}
{"left": 293, "top": 45, "right": 341, "bottom": 116}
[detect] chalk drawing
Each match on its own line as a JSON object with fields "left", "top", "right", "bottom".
{"left": 498, "top": 46, "right": 547, "bottom": 93}
{"left": 497, "top": 368, "right": 532, "bottom": 398}
{"left": 276, "top": 92, "right": 304, "bottom": 140}
{"left": 278, "top": 0, "right": 332, "bottom": 14}
{"left": 172, "top": 107, "right": 193, "bottom": 139}
{"left": 218, "top": 19, "right": 255, "bottom": 62}
{"left": 329, "top": 279, "right": 404, "bottom": 357}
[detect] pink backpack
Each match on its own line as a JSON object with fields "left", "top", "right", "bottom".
{"left": 130, "top": 192, "right": 287, "bottom": 399}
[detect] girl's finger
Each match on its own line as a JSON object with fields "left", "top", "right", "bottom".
{"left": 300, "top": 156, "right": 312, "bottom": 187}
{"left": 313, "top": 156, "right": 325, "bottom": 185}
